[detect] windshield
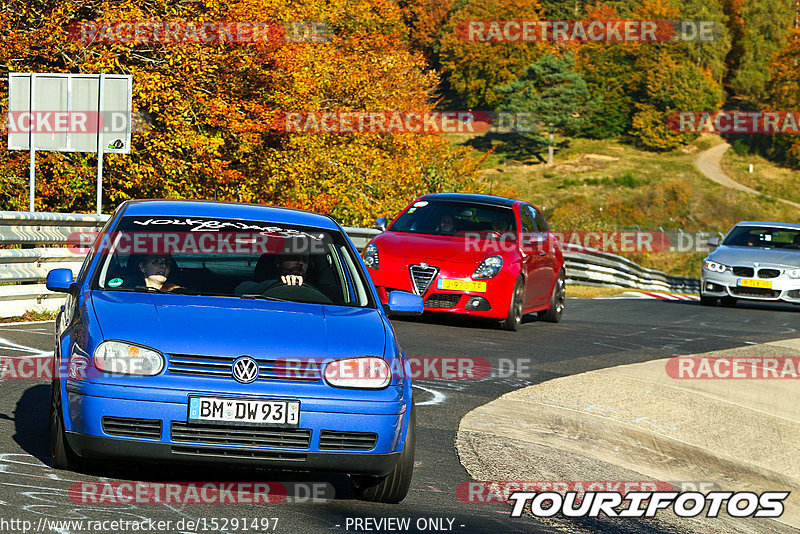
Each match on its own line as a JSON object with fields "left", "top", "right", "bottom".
{"left": 90, "top": 216, "right": 374, "bottom": 307}
{"left": 389, "top": 200, "right": 516, "bottom": 237}
{"left": 723, "top": 226, "right": 800, "bottom": 250}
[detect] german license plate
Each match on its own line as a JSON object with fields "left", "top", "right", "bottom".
{"left": 437, "top": 278, "right": 487, "bottom": 292}
{"left": 188, "top": 397, "right": 299, "bottom": 427}
{"left": 738, "top": 278, "right": 772, "bottom": 289}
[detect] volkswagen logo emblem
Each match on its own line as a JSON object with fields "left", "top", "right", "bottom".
{"left": 232, "top": 356, "right": 259, "bottom": 384}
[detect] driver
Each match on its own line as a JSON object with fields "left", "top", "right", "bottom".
{"left": 275, "top": 253, "right": 309, "bottom": 286}
{"left": 437, "top": 214, "right": 456, "bottom": 235}
{"left": 234, "top": 251, "right": 311, "bottom": 296}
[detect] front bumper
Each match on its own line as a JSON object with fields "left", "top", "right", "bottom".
{"left": 701, "top": 270, "right": 800, "bottom": 303}
{"left": 67, "top": 433, "right": 400, "bottom": 476}
{"left": 65, "top": 381, "right": 408, "bottom": 476}
{"left": 369, "top": 258, "right": 515, "bottom": 320}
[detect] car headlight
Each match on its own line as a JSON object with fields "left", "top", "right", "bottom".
{"left": 787, "top": 269, "right": 800, "bottom": 279}
{"left": 473, "top": 255, "right": 503, "bottom": 279}
{"left": 703, "top": 260, "right": 729, "bottom": 273}
{"left": 324, "top": 357, "right": 391, "bottom": 389}
{"left": 363, "top": 243, "right": 379, "bottom": 270}
{"left": 94, "top": 341, "right": 164, "bottom": 376}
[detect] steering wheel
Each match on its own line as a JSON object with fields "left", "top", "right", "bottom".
{"left": 262, "top": 283, "right": 333, "bottom": 304}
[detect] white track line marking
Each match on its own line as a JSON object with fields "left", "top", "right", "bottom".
{"left": 413, "top": 384, "right": 446, "bottom": 406}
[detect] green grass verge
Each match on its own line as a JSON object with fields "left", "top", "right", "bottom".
{"left": 0, "top": 310, "right": 57, "bottom": 323}
{"left": 447, "top": 133, "right": 800, "bottom": 277}
{"left": 721, "top": 147, "right": 800, "bottom": 206}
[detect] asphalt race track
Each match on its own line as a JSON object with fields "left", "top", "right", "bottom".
{"left": 0, "top": 297, "right": 798, "bottom": 534}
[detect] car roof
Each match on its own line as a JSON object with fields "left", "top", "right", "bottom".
{"left": 419, "top": 193, "right": 517, "bottom": 208}
{"left": 734, "top": 221, "right": 800, "bottom": 230}
{"left": 120, "top": 199, "right": 340, "bottom": 230}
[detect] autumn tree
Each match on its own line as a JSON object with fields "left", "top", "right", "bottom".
{"left": 0, "top": 0, "right": 486, "bottom": 225}
{"left": 574, "top": 0, "right": 726, "bottom": 149}
{"left": 724, "top": 0, "right": 793, "bottom": 103}
{"left": 765, "top": 28, "right": 800, "bottom": 166}
{"left": 495, "top": 53, "right": 592, "bottom": 163}
{"left": 400, "top": 0, "right": 454, "bottom": 63}
{"left": 438, "top": 0, "right": 550, "bottom": 108}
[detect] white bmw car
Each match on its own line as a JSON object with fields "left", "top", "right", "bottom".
{"left": 701, "top": 221, "right": 800, "bottom": 306}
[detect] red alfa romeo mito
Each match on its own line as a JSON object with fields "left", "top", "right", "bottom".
{"left": 362, "top": 193, "right": 565, "bottom": 330}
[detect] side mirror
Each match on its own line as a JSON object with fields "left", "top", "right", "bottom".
{"left": 707, "top": 237, "right": 720, "bottom": 249}
{"left": 374, "top": 217, "right": 388, "bottom": 232}
{"left": 46, "top": 268, "right": 75, "bottom": 294}
{"left": 385, "top": 291, "right": 423, "bottom": 317}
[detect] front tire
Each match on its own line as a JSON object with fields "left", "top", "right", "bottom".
{"left": 500, "top": 277, "right": 524, "bottom": 331}
{"left": 538, "top": 269, "right": 566, "bottom": 323}
{"left": 49, "top": 381, "right": 80, "bottom": 470}
{"left": 700, "top": 295, "right": 717, "bottom": 306}
{"left": 352, "top": 404, "right": 416, "bottom": 503}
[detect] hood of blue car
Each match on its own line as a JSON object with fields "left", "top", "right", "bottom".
{"left": 90, "top": 291, "right": 388, "bottom": 360}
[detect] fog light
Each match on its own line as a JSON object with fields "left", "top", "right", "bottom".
{"left": 705, "top": 282, "right": 722, "bottom": 292}
{"left": 465, "top": 296, "right": 491, "bottom": 311}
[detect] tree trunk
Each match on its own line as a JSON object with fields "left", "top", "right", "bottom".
{"left": 547, "top": 132, "right": 555, "bottom": 165}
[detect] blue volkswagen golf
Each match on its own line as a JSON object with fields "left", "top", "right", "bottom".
{"left": 46, "top": 199, "right": 423, "bottom": 503}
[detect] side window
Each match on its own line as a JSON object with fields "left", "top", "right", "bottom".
{"left": 532, "top": 207, "right": 548, "bottom": 232}
{"left": 519, "top": 206, "right": 536, "bottom": 234}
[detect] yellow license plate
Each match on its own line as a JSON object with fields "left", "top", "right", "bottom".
{"left": 437, "top": 279, "right": 487, "bottom": 293}
{"left": 738, "top": 278, "right": 772, "bottom": 289}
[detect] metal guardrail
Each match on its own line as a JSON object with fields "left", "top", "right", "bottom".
{"left": 561, "top": 244, "right": 700, "bottom": 293}
{"left": 0, "top": 211, "right": 699, "bottom": 318}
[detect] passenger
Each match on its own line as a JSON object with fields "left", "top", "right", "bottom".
{"left": 137, "top": 254, "right": 182, "bottom": 291}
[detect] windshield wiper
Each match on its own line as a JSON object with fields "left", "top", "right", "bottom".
{"left": 131, "top": 286, "right": 228, "bottom": 297}
{"left": 239, "top": 294, "right": 291, "bottom": 302}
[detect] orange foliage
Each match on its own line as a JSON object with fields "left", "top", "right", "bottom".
{"left": 0, "top": 0, "right": 485, "bottom": 224}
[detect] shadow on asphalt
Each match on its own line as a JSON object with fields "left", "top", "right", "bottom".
{"left": 13, "top": 384, "right": 50, "bottom": 464}
{"left": 393, "top": 311, "right": 540, "bottom": 330}
{"left": 656, "top": 298, "right": 800, "bottom": 313}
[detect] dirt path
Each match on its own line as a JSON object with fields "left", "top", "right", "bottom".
{"left": 695, "top": 143, "right": 800, "bottom": 210}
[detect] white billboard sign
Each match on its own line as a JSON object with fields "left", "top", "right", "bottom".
{"left": 7, "top": 73, "right": 133, "bottom": 213}
{"left": 8, "top": 73, "right": 132, "bottom": 153}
